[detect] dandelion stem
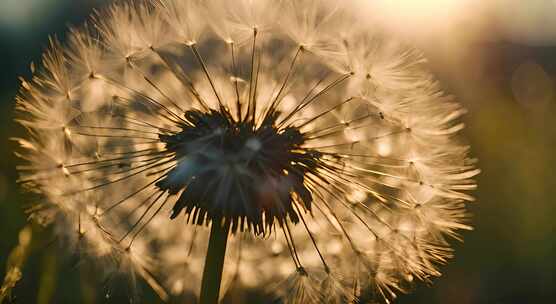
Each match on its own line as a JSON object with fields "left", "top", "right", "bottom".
{"left": 199, "top": 220, "right": 230, "bottom": 304}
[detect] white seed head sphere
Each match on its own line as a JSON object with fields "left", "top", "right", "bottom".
{"left": 14, "top": 0, "right": 479, "bottom": 303}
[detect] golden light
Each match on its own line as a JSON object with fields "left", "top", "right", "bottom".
{"left": 354, "top": 0, "right": 474, "bottom": 35}
{"left": 375, "top": 0, "right": 466, "bottom": 19}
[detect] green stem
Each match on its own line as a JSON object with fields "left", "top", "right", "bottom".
{"left": 199, "top": 220, "right": 230, "bottom": 304}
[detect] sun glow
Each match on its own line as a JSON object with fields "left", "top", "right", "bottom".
{"left": 356, "top": 0, "right": 472, "bottom": 34}
{"left": 378, "top": 0, "right": 465, "bottom": 19}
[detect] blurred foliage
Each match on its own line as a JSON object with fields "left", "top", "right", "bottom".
{"left": 0, "top": 226, "right": 32, "bottom": 303}
{"left": 0, "top": 1, "right": 555, "bottom": 303}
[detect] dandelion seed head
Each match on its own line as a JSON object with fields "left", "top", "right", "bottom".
{"left": 14, "top": 0, "right": 478, "bottom": 302}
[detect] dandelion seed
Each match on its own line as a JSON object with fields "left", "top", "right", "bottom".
{"left": 14, "top": 0, "right": 478, "bottom": 303}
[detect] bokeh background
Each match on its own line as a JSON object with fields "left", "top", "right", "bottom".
{"left": 0, "top": 0, "right": 554, "bottom": 303}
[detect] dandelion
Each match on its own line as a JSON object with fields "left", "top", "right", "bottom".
{"left": 14, "top": 0, "right": 479, "bottom": 303}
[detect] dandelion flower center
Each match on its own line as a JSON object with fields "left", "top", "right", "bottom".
{"left": 157, "top": 108, "right": 318, "bottom": 234}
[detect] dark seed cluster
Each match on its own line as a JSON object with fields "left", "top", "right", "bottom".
{"left": 157, "top": 108, "right": 319, "bottom": 234}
